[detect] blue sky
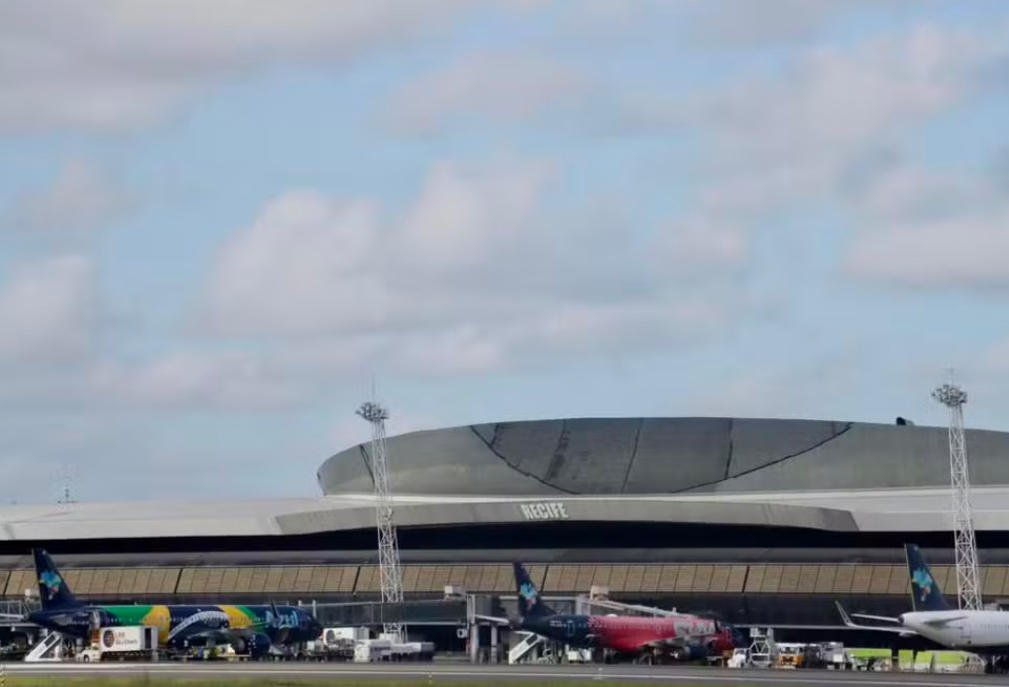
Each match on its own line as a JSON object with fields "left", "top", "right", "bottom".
{"left": 1, "top": 0, "right": 1009, "bottom": 503}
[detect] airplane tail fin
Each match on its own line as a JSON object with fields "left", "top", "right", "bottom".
{"left": 905, "top": 544, "right": 951, "bottom": 612}
{"left": 513, "top": 563, "right": 554, "bottom": 618}
{"left": 32, "top": 549, "right": 79, "bottom": 611}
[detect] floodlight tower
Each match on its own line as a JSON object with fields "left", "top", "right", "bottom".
{"left": 356, "top": 400, "right": 406, "bottom": 642}
{"left": 932, "top": 381, "right": 982, "bottom": 611}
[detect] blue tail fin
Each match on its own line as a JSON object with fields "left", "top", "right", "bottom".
{"left": 513, "top": 563, "right": 554, "bottom": 618}
{"left": 32, "top": 549, "right": 79, "bottom": 611}
{"left": 905, "top": 544, "right": 951, "bottom": 612}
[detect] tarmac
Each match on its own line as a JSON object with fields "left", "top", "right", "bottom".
{"left": 0, "top": 662, "right": 1007, "bottom": 685}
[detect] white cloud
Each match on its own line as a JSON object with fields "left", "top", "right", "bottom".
{"left": 840, "top": 155, "right": 1009, "bottom": 289}
{"left": 8, "top": 158, "right": 133, "bottom": 233}
{"left": 695, "top": 340, "right": 889, "bottom": 420}
{"left": 986, "top": 339, "right": 1009, "bottom": 374}
{"left": 685, "top": 0, "right": 923, "bottom": 46}
{"left": 98, "top": 351, "right": 311, "bottom": 412}
{"left": 844, "top": 202, "right": 1009, "bottom": 289}
{"left": 662, "top": 217, "right": 748, "bottom": 273}
{"left": 383, "top": 52, "right": 592, "bottom": 134}
{"left": 202, "top": 156, "right": 562, "bottom": 340}
{"left": 328, "top": 409, "right": 445, "bottom": 454}
{"left": 196, "top": 156, "right": 745, "bottom": 379}
{"left": 843, "top": 160, "right": 994, "bottom": 224}
{"left": 0, "top": 255, "right": 100, "bottom": 365}
{"left": 398, "top": 158, "right": 556, "bottom": 268}
{"left": 0, "top": 0, "right": 493, "bottom": 133}
{"left": 625, "top": 21, "right": 1009, "bottom": 292}
{"left": 605, "top": 20, "right": 1007, "bottom": 181}
{"left": 693, "top": 24, "right": 1006, "bottom": 174}
{"left": 204, "top": 191, "right": 386, "bottom": 338}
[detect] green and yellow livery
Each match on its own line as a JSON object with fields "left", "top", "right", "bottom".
{"left": 27, "top": 549, "right": 322, "bottom": 656}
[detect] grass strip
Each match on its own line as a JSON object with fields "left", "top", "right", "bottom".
{"left": 0, "top": 678, "right": 706, "bottom": 687}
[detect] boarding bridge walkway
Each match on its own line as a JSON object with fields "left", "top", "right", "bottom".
{"left": 575, "top": 594, "right": 681, "bottom": 618}
{"left": 313, "top": 598, "right": 470, "bottom": 627}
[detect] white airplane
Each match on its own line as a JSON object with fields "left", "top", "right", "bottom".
{"left": 837, "top": 543, "right": 1009, "bottom": 673}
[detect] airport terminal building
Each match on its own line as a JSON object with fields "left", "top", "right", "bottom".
{"left": 4, "top": 416, "right": 1009, "bottom": 629}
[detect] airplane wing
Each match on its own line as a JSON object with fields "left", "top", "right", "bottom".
{"left": 162, "top": 624, "right": 231, "bottom": 648}
{"left": 473, "top": 614, "right": 511, "bottom": 625}
{"left": 835, "top": 602, "right": 916, "bottom": 636}
{"left": 852, "top": 613, "right": 904, "bottom": 624}
{"left": 173, "top": 625, "right": 266, "bottom": 648}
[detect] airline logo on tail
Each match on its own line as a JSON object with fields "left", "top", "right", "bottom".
{"left": 38, "top": 571, "right": 61, "bottom": 600}
{"left": 912, "top": 568, "right": 933, "bottom": 602}
{"left": 519, "top": 581, "right": 538, "bottom": 604}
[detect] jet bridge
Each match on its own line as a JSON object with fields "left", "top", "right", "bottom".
{"left": 574, "top": 586, "right": 682, "bottom": 618}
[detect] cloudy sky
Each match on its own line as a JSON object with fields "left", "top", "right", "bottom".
{"left": 1, "top": 0, "right": 1008, "bottom": 503}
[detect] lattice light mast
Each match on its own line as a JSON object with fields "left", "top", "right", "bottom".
{"left": 356, "top": 401, "right": 406, "bottom": 642}
{"left": 932, "top": 382, "right": 982, "bottom": 611}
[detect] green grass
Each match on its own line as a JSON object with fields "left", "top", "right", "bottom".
{"left": 0, "top": 679, "right": 671, "bottom": 687}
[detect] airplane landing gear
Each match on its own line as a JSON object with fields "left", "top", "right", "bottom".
{"left": 983, "top": 655, "right": 1009, "bottom": 674}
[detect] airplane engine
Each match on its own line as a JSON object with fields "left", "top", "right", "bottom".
{"left": 236, "top": 632, "right": 272, "bottom": 659}
{"left": 670, "top": 641, "right": 708, "bottom": 662}
{"left": 707, "top": 625, "right": 743, "bottom": 654}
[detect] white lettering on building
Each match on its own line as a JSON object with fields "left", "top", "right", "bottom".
{"left": 519, "top": 502, "right": 569, "bottom": 520}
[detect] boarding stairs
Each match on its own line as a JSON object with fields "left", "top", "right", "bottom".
{"left": 747, "top": 627, "right": 778, "bottom": 668}
{"left": 508, "top": 631, "right": 545, "bottom": 664}
{"left": 24, "top": 632, "right": 64, "bottom": 662}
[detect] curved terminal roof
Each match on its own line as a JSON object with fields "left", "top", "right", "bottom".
{"left": 318, "top": 417, "right": 1009, "bottom": 497}
{"left": 1, "top": 417, "right": 1008, "bottom": 549}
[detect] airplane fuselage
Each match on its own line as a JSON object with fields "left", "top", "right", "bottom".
{"left": 519, "top": 613, "right": 717, "bottom": 653}
{"left": 901, "top": 610, "right": 1009, "bottom": 654}
{"left": 28, "top": 603, "right": 320, "bottom": 651}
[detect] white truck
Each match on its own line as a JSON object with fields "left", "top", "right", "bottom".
{"left": 353, "top": 638, "right": 435, "bottom": 662}
{"left": 305, "top": 626, "right": 368, "bottom": 661}
{"left": 77, "top": 626, "right": 159, "bottom": 662}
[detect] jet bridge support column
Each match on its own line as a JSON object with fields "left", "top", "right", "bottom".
{"left": 469, "top": 624, "right": 480, "bottom": 663}
{"left": 465, "top": 592, "right": 479, "bottom": 664}
{"left": 491, "top": 624, "right": 499, "bottom": 663}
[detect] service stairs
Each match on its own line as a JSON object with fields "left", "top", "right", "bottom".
{"left": 508, "top": 632, "right": 545, "bottom": 664}
{"left": 24, "top": 632, "right": 63, "bottom": 662}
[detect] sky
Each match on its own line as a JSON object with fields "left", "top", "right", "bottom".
{"left": 1, "top": 0, "right": 1009, "bottom": 504}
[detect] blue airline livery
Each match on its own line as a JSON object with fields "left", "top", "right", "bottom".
{"left": 25, "top": 549, "right": 322, "bottom": 657}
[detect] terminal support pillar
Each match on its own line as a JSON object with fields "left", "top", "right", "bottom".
{"left": 491, "top": 624, "right": 499, "bottom": 663}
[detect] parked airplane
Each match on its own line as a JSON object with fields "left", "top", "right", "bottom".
{"left": 837, "top": 544, "right": 1009, "bottom": 673}
{"left": 24, "top": 549, "right": 322, "bottom": 657}
{"left": 489, "top": 562, "right": 741, "bottom": 663}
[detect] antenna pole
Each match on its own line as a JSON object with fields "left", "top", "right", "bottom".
{"left": 356, "top": 400, "right": 406, "bottom": 642}
{"left": 57, "top": 466, "right": 75, "bottom": 505}
{"left": 932, "top": 379, "right": 981, "bottom": 611}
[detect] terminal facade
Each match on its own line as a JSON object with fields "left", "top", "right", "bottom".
{"left": 4, "top": 416, "right": 1009, "bottom": 630}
